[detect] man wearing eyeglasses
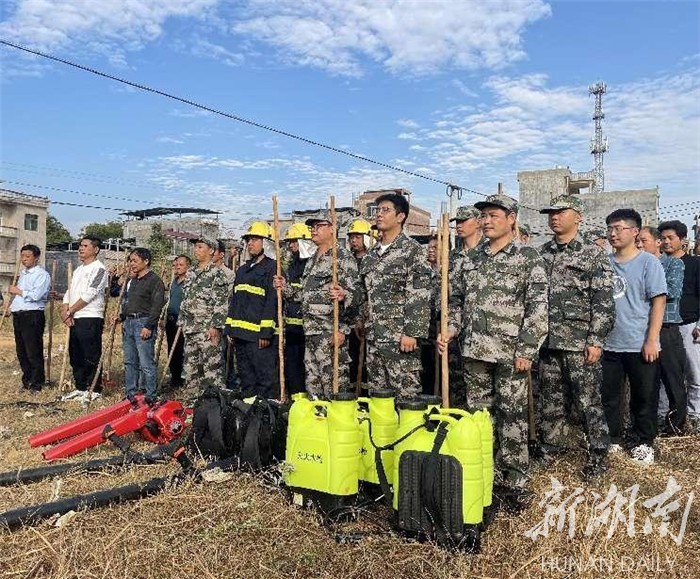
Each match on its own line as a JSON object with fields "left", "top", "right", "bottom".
{"left": 601, "top": 209, "right": 667, "bottom": 465}
{"left": 273, "top": 210, "right": 359, "bottom": 399}
{"left": 360, "top": 193, "right": 432, "bottom": 402}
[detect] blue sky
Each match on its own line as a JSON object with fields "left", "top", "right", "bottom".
{"left": 1, "top": 0, "right": 699, "bottom": 236}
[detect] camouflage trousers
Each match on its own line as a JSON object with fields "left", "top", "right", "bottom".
{"left": 367, "top": 341, "right": 421, "bottom": 403}
{"left": 304, "top": 333, "right": 351, "bottom": 399}
{"left": 183, "top": 331, "right": 224, "bottom": 394}
{"left": 463, "top": 358, "right": 528, "bottom": 487}
{"left": 538, "top": 348, "right": 610, "bottom": 451}
{"left": 420, "top": 340, "right": 464, "bottom": 404}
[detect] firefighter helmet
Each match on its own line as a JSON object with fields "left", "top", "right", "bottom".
{"left": 347, "top": 218, "right": 372, "bottom": 236}
{"left": 242, "top": 221, "right": 274, "bottom": 240}
{"left": 284, "top": 223, "right": 312, "bottom": 241}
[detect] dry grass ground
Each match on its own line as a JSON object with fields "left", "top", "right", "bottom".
{"left": 0, "top": 327, "right": 698, "bottom": 578}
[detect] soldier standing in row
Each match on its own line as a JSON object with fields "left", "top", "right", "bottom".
{"left": 347, "top": 218, "right": 373, "bottom": 387}
{"left": 441, "top": 194, "right": 549, "bottom": 491}
{"left": 275, "top": 211, "right": 359, "bottom": 398}
{"left": 360, "top": 193, "right": 431, "bottom": 402}
{"left": 282, "top": 223, "right": 313, "bottom": 395}
{"left": 452, "top": 206, "right": 482, "bottom": 252}
{"left": 178, "top": 236, "right": 229, "bottom": 397}
{"left": 538, "top": 195, "right": 614, "bottom": 480}
{"left": 226, "top": 222, "right": 278, "bottom": 398}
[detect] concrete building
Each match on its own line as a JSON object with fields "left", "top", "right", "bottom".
{"left": 0, "top": 188, "right": 50, "bottom": 295}
{"left": 122, "top": 208, "right": 221, "bottom": 249}
{"left": 354, "top": 188, "right": 431, "bottom": 235}
{"left": 517, "top": 167, "right": 659, "bottom": 243}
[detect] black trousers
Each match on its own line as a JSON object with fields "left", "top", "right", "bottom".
{"left": 348, "top": 331, "right": 367, "bottom": 386}
{"left": 235, "top": 338, "right": 278, "bottom": 399}
{"left": 657, "top": 325, "right": 687, "bottom": 430}
{"left": 284, "top": 331, "right": 306, "bottom": 395}
{"left": 602, "top": 350, "right": 659, "bottom": 446}
{"left": 13, "top": 310, "right": 45, "bottom": 389}
{"left": 69, "top": 317, "right": 104, "bottom": 392}
{"left": 165, "top": 315, "right": 185, "bottom": 387}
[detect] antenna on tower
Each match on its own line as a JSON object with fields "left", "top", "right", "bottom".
{"left": 589, "top": 81, "right": 609, "bottom": 193}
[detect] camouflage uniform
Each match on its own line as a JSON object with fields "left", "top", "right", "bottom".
{"left": 361, "top": 232, "right": 432, "bottom": 402}
{"left": 538, "top": 200, "right": 614, "bottom": 453}
{"left": 179, "top": 259, "right": 230, "bottom": 395}
{"left": 286, "top": 244, "right": 359, "bottom": 399}
{"left": 448, "top": 195, "right": 549, "bottom": 487}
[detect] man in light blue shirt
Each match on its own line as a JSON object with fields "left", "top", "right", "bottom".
{"left": 8, "top": 244, "right": 51, "bottom": 392}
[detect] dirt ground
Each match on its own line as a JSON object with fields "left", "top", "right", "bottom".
{"left": 0, "top": 326, "right": 698, "bottom": 579}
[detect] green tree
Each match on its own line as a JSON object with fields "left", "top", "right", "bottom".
{"left": 82, "top": 221, "right": 124, "bottom": 240}
{"left": 46, "top": 214, "right": 73, "bottom": 246}
{"left": 147, "top": 223, "right": 173, "bottom": 270}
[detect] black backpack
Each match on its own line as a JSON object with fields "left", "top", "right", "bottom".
{"left": 189, "top": 386, "right": 288, "bottom": 468}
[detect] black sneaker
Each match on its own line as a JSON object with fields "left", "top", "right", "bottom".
{"left": 582, "top": 448, "right": 608, "bottom": 482}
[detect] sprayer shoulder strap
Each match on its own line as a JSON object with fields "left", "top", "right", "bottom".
{"left": 420, "top": 422, "right": 452, "bottom": 547}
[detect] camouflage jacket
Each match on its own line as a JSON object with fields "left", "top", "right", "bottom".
{"left": 539, "top": 234, "right": 615, "bottom": 351}
{"left": 448, "top": 239, "right": 549, "bottom": 363}
{"left": 285, "top": 245, "right": 359, "bottom": 336}
{"left": 179, "top": 261, "right": 230, "bottom": 334}
{"left": 360, "top": 232, "right": 432, "bottom": 343}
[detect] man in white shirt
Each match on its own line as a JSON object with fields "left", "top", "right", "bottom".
{"left": 61, "top": 236, "right": 109, "bottom": 400}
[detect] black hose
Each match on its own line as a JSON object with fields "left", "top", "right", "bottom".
{"left": 0, "top": 474, "right": 182, "bottom": 531}
{"left": 0, "top": 455, "right": 129, "bottom": 487}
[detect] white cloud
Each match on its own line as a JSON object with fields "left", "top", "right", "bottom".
{"left": 231, "top": 0, "right": 552, "bottom": 76}
{"left": 0, "top": 0, "right": 218, "bottom": 55}
{"left": 392, "top": 65, "right": 699, "bottom": 203}
{"left": 397, "top": 118, "right": 419, "bottom": 129}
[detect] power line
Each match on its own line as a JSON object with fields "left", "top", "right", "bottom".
{"left": 1, "top": 179, "right": 159, "bottom": 205}
{"left": 0, "top": 40, "right": 484, "bottom": 196}
{"left": 1, "top": 160, "right": 176, "bottom": 191}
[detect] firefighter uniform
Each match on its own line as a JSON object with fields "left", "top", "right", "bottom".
{"left": 225, "top": 222, "right": 278, "bottom": 398}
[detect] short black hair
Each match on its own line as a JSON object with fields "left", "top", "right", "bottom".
{"left": 174, "top": 254, "right": 192, "bottom": 265}
{"left": 375, "top": 193, "right": 410, "bottom": 226}
{"left": 658, "top": 220, "right": 688, "bottom": 240}
{"left": 639, "top": 226, "right": 660, "bottom": 240}
{"left": 605, "top": 208, "right": 642, "bottom": 229}
{"left": 20, "top": 244, "right": 41, "bottom": 257}
{"left": 130, "top": 247, "right": 152, "bottom": 265}
{"left": 82, "top": 235, "right": 102, "bottom": 250}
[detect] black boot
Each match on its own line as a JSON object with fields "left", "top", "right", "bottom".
{"left": 582, "top": 448, "right": 608, "bottom": 482}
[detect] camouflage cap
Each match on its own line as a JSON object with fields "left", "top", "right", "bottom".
{"left": 450, "top": 206, "right": 480, "bottom": 222}
{"left": 474, "top": 193, "right": 519, "bottom": 214}
{"left": 189, "top": 236, "right": 217, "bottom": 248}
{"left": 587, "top": 227, "right": 608, "bottom": 240}
{"left": 539, "top": 194, "right": 583, "bottom": 214}
{"left": 519, "top": 223, "right": 532, "bottom": 236}
{"left": 304, "top": 209, "right": 334, "bottom": 227}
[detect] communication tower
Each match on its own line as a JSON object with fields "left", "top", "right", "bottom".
{"left": 589, "top": 81, "right": 609, "bottom": 193}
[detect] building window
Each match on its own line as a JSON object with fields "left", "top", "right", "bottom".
{"left": 366, "top": 202, "right": 378, "bottom": 218}
{"left": 24, "top": 214, "right": 38, "bottom": 231}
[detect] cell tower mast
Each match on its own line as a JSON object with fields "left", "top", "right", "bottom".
{"left": 589, "top": 81, "right": 608, "bottom": 193}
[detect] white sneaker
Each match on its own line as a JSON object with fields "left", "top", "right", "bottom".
{"left": 630, "top": 444, "right": 654, "bottom": 464}
{"left": 61, "top": 389, "right": 84, "bottom": 401}
{"left": 609, "top": 444, "right": 623, "bottom": 454}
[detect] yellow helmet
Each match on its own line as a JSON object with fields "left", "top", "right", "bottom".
{"left": 284, "top": 223, "right": 312, "bottom": 241}
{"left": 347, "top": 218, "right": 372, "bottom": 236}
{"left": 242, "top": 221, "right": 274, "bottom": 240}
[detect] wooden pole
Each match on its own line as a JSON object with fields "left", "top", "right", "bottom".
{"left": 160, "top": 326, "right": 182, "bottom": 386}
{"left": 440, "top": 212, "right": 450, "bottom": 407}
{"left": 0, "top": 253, "right": 22, "bottom": 331}
{"left": 46, "top": 260, "right": 57, "bottom": 384}
{"left": 155, "top": 267, "right": 174, "bottom": 368}
{"left": 59, "top": 262, "right": 73, "bottom": 391}
{"left": 330, "top": 196, "right": 340, "bottom": 395}
{"left": 105, "top": 258, "right": 130, "bottom": 383}
{"left": 355, "top": 337, "right": 365, "bottom": 397}
{"left": 272, "top": 196, "right": 287, "bottom": 403}
{"left": 434, "top": 218, "right": 442, "bottom": 396}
